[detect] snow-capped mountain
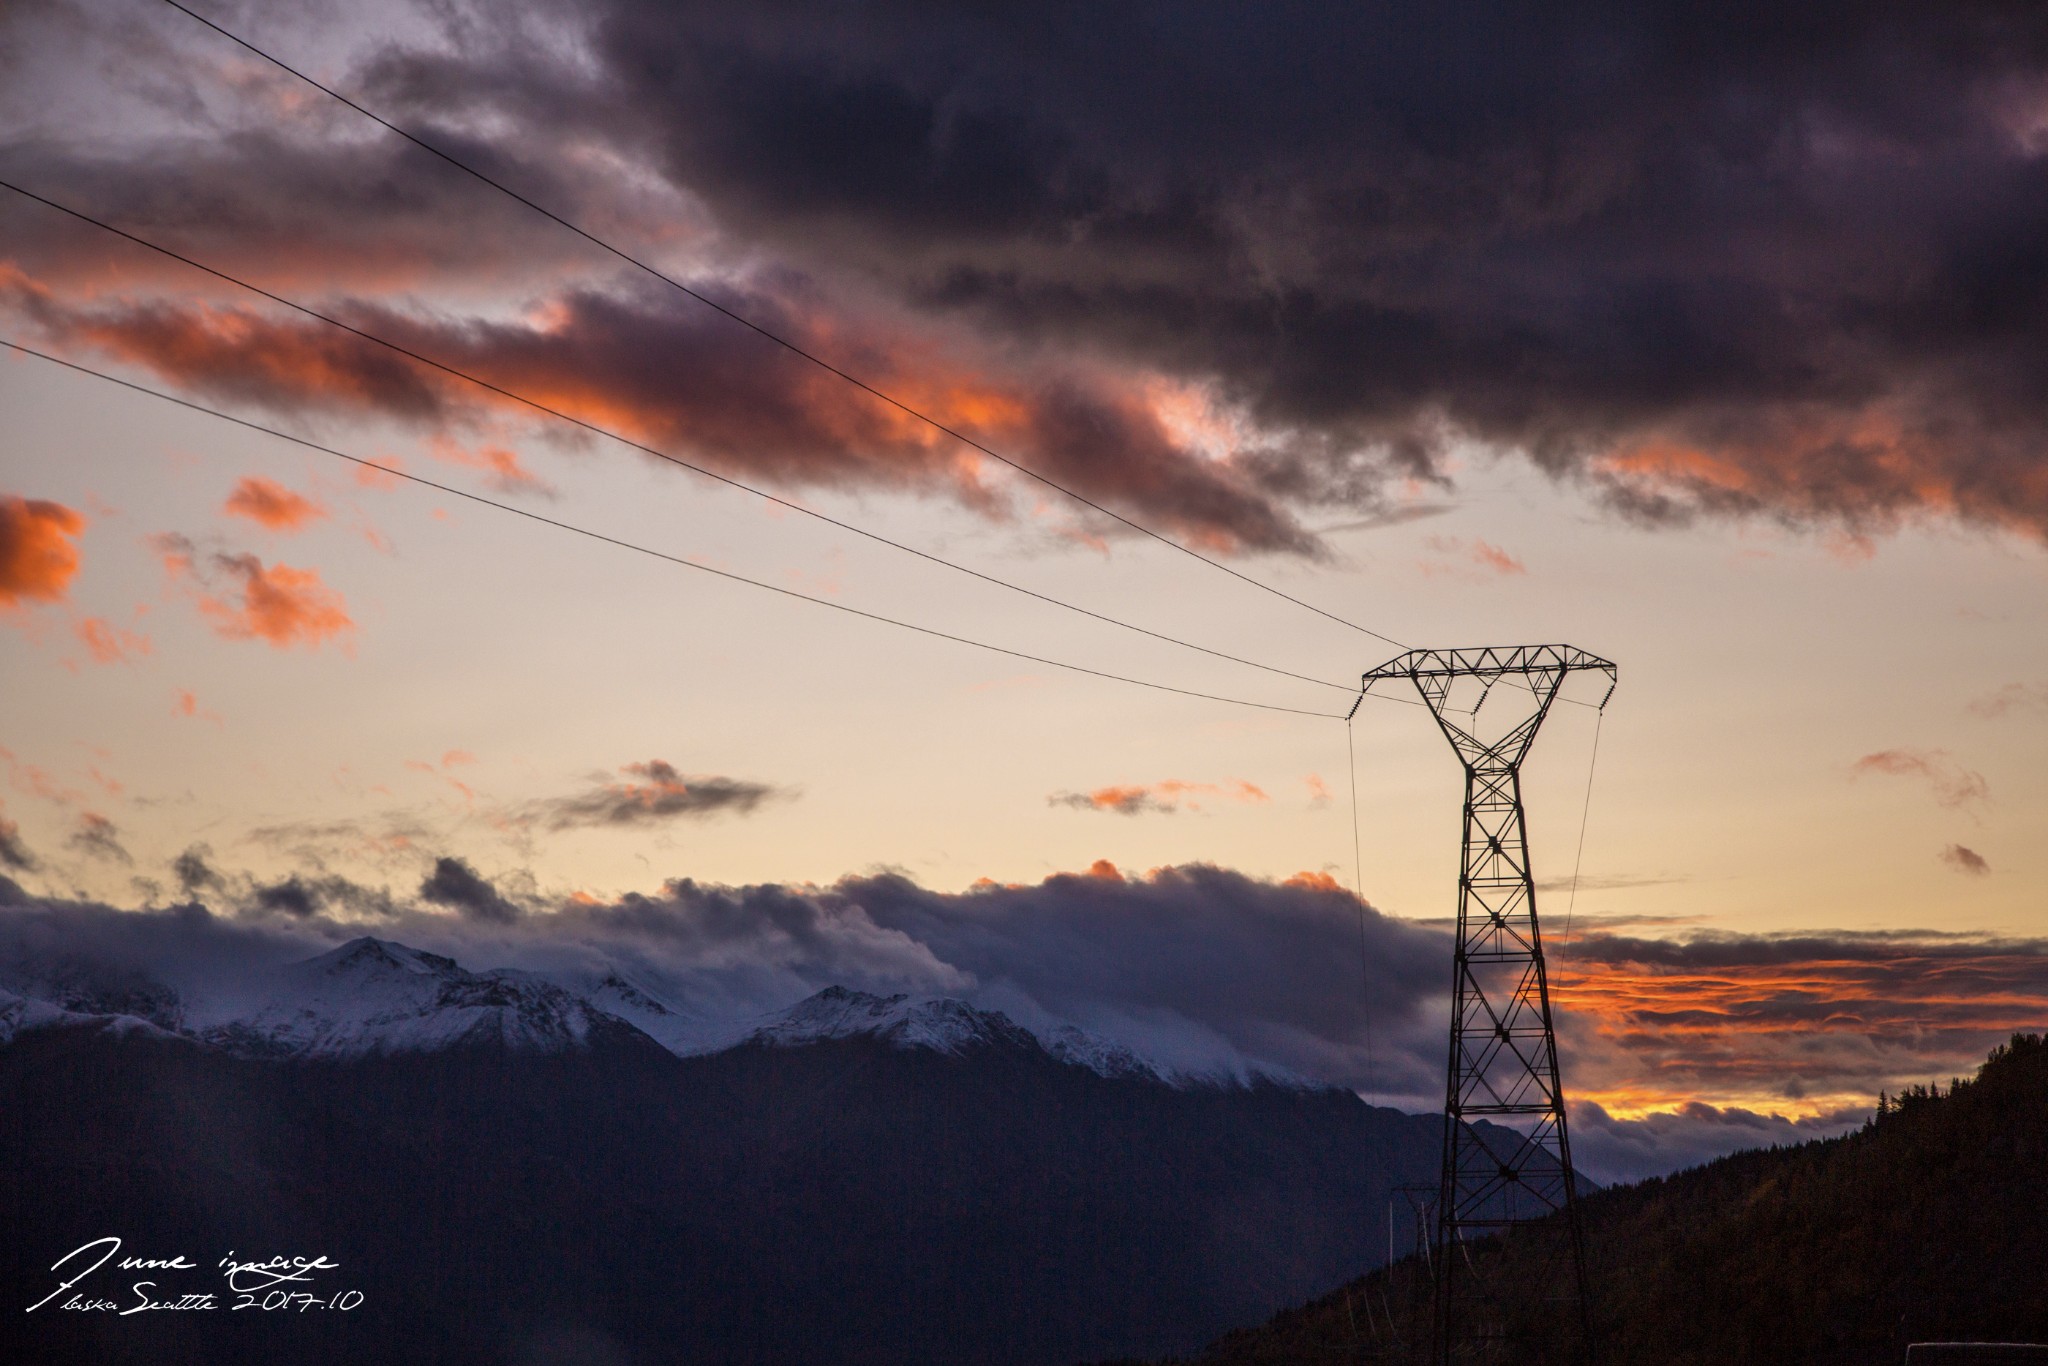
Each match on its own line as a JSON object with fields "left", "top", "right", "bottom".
{"left": 191, "top": 937, "right": 655, "bottom": 1059}
{"left": 740, "top": 985, "right": 1041, "bottom": 1054}
{"left": 0, "top": 935, "right": 1217, "bottom": 1084}
{"left": 724, "top": 985, "right": 1218, "bottom": 1084}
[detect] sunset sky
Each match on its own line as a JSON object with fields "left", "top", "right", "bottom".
{"left": 4, "top": 0, "right": 2046, "bottom": 1179}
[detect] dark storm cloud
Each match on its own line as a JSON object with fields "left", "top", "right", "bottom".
{"left": 252, "top": 875, "right": 319, "bottom": 919}
{"left": 0, "top": 0, "right": 686, "bottom": 296}
{"left": 0, "top": 132, "right": 617, "bottom": 295}
{"left": 19, "top": 2, "right": 2048, "bottom": 543}
{"left": 834, "top": 865, "right": 1447, "bottom": 1089}
{"left": 0, "top": 892, "right": 314, "bottom": 1012}
{"left": 234, "top": 872, "right": 399, "bottom": 922}
{"left": 418, "top": 856, "right": 520, "bottom": 923}
{"left": 548, "top": 864, "right": 1450, "bottom": 1088}
{"left": 0, "top": 811, "right": 36, "bottom": 872}
{"left": 172, "top": 843, "right": 221, "bottom": 895}
{"left": 366, "top": 0, "right": 2048, "bottom": 542}
{"left": 525, "top": 760, "right": 785, "bottom": 830}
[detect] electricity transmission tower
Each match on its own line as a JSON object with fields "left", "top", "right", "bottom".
{"left": 1361, "top": 645, "right": 1615, "bottom": 1364}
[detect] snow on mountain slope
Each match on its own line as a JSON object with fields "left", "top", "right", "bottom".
{"left": 1042, "top": 1023, "right": 1176, "bottom": 1082}
{"left": 195, "top": 937, "right": 652, "bottom": 1059}
{"left": 0, "top": 986, "right": 184, "bottom": 1045}
{"left": 732, "top": 985, "right": 1207, "bottom": 1084}
{"left": 741, "top": 985, "right": 1040, "bottom": 1056}
{"left": 0, "top": 935, "right": 1224, "bottom": 1085}
{"left": 580, "top": 969, "right": 721, "bottom": 1055}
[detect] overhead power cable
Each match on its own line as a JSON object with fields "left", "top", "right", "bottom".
{"left": 1, "top": 337, "right": 1358, "bottom": 720}
{"left": 155, "top": 0, "right": 1412, "bottom": 653}
{"left": 1555, "top": 706, "right": 1608, "bottom": 975}
{"left": 1346, "top": 712, "right": 1377, "bottom": 1106}
{"left": 0, "top": 175, "right": 1366, "bottom": 700}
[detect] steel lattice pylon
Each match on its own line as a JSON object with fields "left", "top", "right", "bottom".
{"left": 1362, "top": 645, "right": 1615, "bottom": 1365}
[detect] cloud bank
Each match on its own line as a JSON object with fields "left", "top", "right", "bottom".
{"left": 5, "top": 854, "right": 2047, "bottom": 1180}
{"left": 10, "top": 0, "right": 2048, "bottom": 548}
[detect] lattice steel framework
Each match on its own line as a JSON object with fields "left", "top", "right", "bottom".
{"left": 1361, "top": 645, "right": 1615, "bottom": 1364}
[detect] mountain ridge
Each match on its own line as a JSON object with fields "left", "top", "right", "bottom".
{"left": 0, "top": 933, "right": 1278, "bottom": 1088}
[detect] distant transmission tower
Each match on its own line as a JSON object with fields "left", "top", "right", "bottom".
{"left": 1361, "top": 646, "right": 1614, "bottom": 1364}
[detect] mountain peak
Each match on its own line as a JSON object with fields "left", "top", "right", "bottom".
{"left": 307, "top": 937, "right": 460, "bottom": 978}
{"left": 744, "top": 986, "right": 1037, "bottom": 1057}
{"left": 202, "top": 937, "right": 649, "bottom": 1059}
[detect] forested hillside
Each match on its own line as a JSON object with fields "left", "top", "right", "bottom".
{"left": 1182, "top": 1033, "right": 2048, "bottom": 1365}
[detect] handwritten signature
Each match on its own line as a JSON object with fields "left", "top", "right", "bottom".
{"left": 26, "top": 1238, "right": 363, "bottom": 1316}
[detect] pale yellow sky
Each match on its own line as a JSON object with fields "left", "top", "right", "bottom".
{"left": 4, "top": 351, "right": 2042, "bottom": 950}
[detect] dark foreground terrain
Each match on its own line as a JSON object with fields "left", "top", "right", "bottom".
{"left": 2, "top": 1020, "right": 1434, "bottom": 1366}
{"left": 1182, "top": 1032, "right": 2048, "bottom": 1366}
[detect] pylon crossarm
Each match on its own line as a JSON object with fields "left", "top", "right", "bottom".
{"left": 1360, "top": 644, "right": 1618, "bottom": 684}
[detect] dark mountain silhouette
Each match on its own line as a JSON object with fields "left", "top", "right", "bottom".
{"left": 1, "top": 950, "right": 1450, "bottom": 1366}
{"left": 1182, "top": 1033, "right": 2048, "bottom": 1366}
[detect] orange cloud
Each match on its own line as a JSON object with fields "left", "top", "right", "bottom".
{"left": 224, "top": 475, "right": 326, "bottom": 531}
{"left": 406, "top": 752, "right": 477, "bottom": 804}
{"left": 1049, "top": 778, "right": 1272, "bottom": 814}
{"left": 206, "top": 556, "right": 352, "bottom": 649}
{"left": 1283, "top": 869, "right": 1345, "bottom": 893}
{"left": 1421, "top": 535, "right": 1527, "bottom": 578}
{"left": 1553, "top": 930, "right": 2048, "bottom": 1116}
{"left": 172, "top": 688, "right": 223, "bottom": 725}
{"left": 0, "top": 496, "right": 85, "bottom": 607}
{"left": 0, "top": 748, "right": 79, "bottom": 808}
{"left": 74, "top": 616, "right": 151, "bottom": 665}
{"left": 1470, "top": 539, "right": 1526, "bottom": 575}
{"left": 1590, "top": 398, "right": 2048, "bottom": 547}
{"left": 354, "top": 456, "right": 406, "bottom": 491}
{"left": 155, "top": 537, "right": 354, "bottom": 650}
{"left": 428, "top": 436, "right": 555, "bottom": 497}
{"left": 23, "top": 277, "right": 1312, "bottom": 554}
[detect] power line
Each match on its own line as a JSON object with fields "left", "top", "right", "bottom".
{"left": 1556, "top": 706, "right": 1607, "bottom": 975}
{"left": 1346, "top": 710, "right": 1378, "bottom": 1107}
{"left": 0, "top": 176, "right": 1365, "bottom": 699}
{"left": 154, "top": 0, "right": 1413, "bottom": 653}
{"left": 0, "top": 336, "right": 1354, "bottom": 720}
